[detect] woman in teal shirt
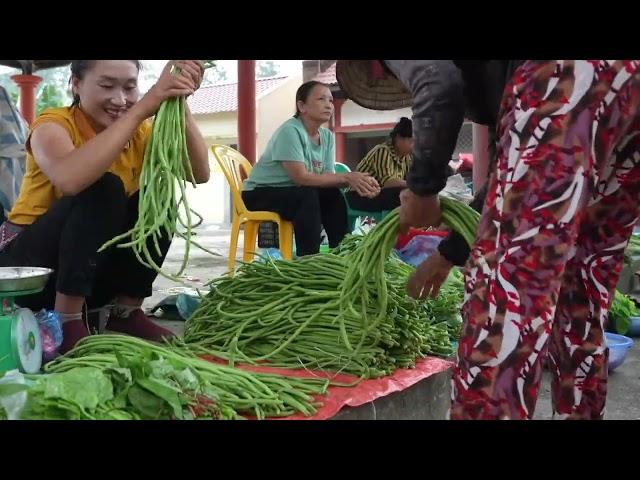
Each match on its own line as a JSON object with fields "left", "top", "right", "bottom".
{"left": 243, "top": 81, "right": 379, "bottom": 255}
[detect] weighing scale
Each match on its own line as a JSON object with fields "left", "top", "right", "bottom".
{"left": 0, "top": 267, "right": 53, "bottom": 374}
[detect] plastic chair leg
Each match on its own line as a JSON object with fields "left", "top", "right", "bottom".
{"left": 228, "top": 217, "right": 240, "bottom": 273}
{"left": 278, "top": 221, "right": 294, "bottom": 260}
{"left": 243, "top": 221, "right": 259, "bottom": 262}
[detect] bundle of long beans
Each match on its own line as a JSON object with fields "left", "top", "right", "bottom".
{"left": 99, "top": 65, "right": 217, "bottom": 281}
{"left": 43, "top": 335, "right": 329, "bottom": 419}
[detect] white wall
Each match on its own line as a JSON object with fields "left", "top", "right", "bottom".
{"left": 182, "top": 155, "right": 229, "bottom": 227}
{"left": 184, "top": 111, "right": 238, "bottom": 225}
{"left": 183, "top": 153, "right": 230, "bottom": 225}
{"left": 195, "top": 111, "right": 238, "bottom": 141}
{"left": 341, "top": 100, "right": 412, "bottom": 127}
{"left": 256, "top": 75, "right": 302, "bottom": 156}
{"left": 187, "top": 78, "right": 304, "bottom": 225}
{"left": 187, "top": 79, "right": 302, "bottom": 227}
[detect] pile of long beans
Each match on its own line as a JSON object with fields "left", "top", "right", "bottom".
{"left": 183, "top": 198, "right": 478, "bottom": 378}
{"left": 183, "top": 200, "right": 478, "bottom": 378}
{"left": 45, "top": 335, "right": 329, "bottom": 419}
{"left": 182, "top": 253, "right": 454, "bottom": 378}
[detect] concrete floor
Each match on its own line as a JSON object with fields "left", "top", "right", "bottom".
{"left": 144, "top": 223, "right": 231, "bottom": 312}
{"left": 148, "top": 223, "right": 640, "bottom": 420}
{"left": 534, "top": 342, "right": 640, "bottom": 420}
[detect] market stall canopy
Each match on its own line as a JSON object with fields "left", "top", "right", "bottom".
{"left": 0, "top": 60, "right": 71, "bottom": 75}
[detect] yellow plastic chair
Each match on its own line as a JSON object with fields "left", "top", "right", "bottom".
{"left": 211, "top": 144, "right": 294, "bottom": 272}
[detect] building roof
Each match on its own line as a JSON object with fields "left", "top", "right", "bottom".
{"left": 187, "top": 75, "right": 290, "bottom": 115}
{"left": 313, "top": 62, "right": 337, "bottom": 85}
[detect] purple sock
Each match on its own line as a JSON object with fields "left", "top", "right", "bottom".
{"left": 107, "top": 307, "right": 175, "bottom": 343}
{"left": 59, "top": 317, "right": 89, "bottom": 354}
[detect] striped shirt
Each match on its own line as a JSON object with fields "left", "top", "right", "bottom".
{"left": 355, "top": 140, "right": 412, "bottom": 187}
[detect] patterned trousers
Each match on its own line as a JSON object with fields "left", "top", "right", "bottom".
{"left": 451, "top": 60, "right": 640, "bottom": 420}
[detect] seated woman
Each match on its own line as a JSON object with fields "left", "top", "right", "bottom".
{"left": 0, "top": 60, "right": 210, "bottom": 353}
{"left": 345, "top": 117, "right": 413, "bottom": 212}
{"left": 242, "top": 80, "right": 380, "bottom": 256}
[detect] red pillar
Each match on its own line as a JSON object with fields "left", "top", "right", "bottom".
{"left": 333, "top": 98, "right": 344, "bottom": 128}
{"left": 333, "top": 99, "right": 346, "bottom": 164}
{"left": 237, "top": 60, "right": 256, "bottom": 165}
{"left": 336, "top": 133, "right": 346, "bottom": 164}
{"left": 11, "top": 74, "right": 42, "bottom": 125}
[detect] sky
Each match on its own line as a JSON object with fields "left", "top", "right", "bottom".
{"left": 0, "top": 60, "right": 302, "bottom": 93}
{"left": 139, "top": 60, "right": 301, "bottom": 91}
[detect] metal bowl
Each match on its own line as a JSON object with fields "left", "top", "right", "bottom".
{"left": 0, "top": 267, "right": 54, "bottom": 293}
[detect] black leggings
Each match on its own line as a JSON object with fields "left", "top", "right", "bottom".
{"left": 345, "top": 187, "right": 404, "bottom": 212}
{"left": 0, "top": 173, "right": 171, "bottom": 310}
{"left": 242, "top": 186, "right": 348, "bottom": 256}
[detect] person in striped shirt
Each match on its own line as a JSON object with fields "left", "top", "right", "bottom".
{"left": 345, "top": 117, "right": 413, "bottom": 211}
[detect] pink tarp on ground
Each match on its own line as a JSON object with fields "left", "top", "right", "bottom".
{"left": 201, "top": 355, "right": 453, "bottom": 420}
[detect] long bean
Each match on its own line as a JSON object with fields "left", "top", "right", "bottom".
{"left": 99, "top": 82, "right": 217, "bottom": 282}
{"left": 45, "top": 335, "right": 329, "bottom": 419}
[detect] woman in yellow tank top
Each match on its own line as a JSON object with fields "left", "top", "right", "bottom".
{"left": 0, "top": 60, "right": 210, "bottom": 353}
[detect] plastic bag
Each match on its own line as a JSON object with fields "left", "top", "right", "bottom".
{"left": 257, "top": 247, "right": 285, "bottom": 261}
{"left": 35, "top": 310, "right": 63, "bottom": 362}
{"left": 150, "top": 293, "right": 202, "bottom": 321}
{"left": 440, "top": 174, "right": 473, "bottom": 203}
{"left": 395, "top": 234, "right": 445, "bottom": 267}
{"left": 0, "top": 370, "right": 29, "bottom": 420}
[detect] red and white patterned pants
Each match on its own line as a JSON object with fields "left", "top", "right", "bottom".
{"left": 452, "top": 60, "right": 640, "bottom": 420}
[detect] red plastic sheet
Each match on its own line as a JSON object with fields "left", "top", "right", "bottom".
{"left": 201, "top": 355, "right": 453, "bottom": 420}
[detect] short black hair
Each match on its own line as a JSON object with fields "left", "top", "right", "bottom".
{"left": 69, "top": 60, "right": 142, "bottom": 107}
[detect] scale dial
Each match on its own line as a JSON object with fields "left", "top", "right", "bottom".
{"left": 12, "top": 308, "right": 43, "bottom": 373}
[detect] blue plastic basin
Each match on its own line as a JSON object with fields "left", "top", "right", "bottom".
{"left": 605, "top": 332, "right": 634, "bottom": 372}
